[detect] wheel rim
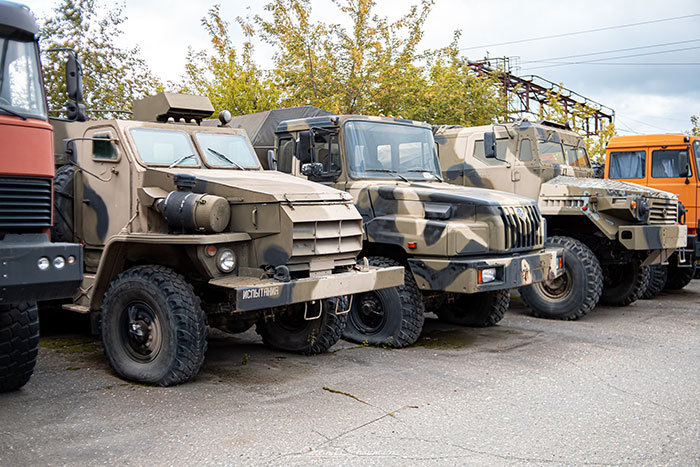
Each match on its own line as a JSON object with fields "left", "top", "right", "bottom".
{"left": 350, "top": 292, "right": 386, "bottom": 334}
{"left": 120, "top": 301, "right": 163, "bottom": 362}
{"left": 533, "top": 268, "right": 574, "bottom": 301}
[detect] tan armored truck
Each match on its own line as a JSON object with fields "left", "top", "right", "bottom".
{"left": 435, "top": 120, "right": 687, "bottom": 320}
{"left": 215, "top": 111, "right": 564, "bottom": 347}
{"left": 50, "top": 93, "right": 403, "bottom": 386}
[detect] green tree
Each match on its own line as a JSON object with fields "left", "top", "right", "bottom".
{"left": 180, "top": 5, "right": 279, "bottom": 115}
{"left": 690, "top": 115, "right": 700, "bottom": 136}
{"left": 40, "top": 0, "right": 161, "bottom": 118}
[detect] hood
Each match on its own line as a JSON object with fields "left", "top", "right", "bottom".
{"left": 369, "top": 181, "right": 537, "bottom": 207}
{"left": 145, "top": 168, "right": 352, "bottom": 203}
{"left": 542, "top": 176, "right": 676, "bottom": 200}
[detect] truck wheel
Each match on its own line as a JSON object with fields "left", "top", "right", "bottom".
{"left": 600, "top": 262, "right": 650, "bottom": 306}
{"left": 520, "top": 236, "right": 602, "bottom": 320}
{"left": 257, "top": 297, "right": 348, "bottom": 355}
{"left": 641, "top": 265, "right": 668, "bottom": 299}
{"left": 0, "top": 302, "right": 39, "bottom": 392}
{"left": 435, "top": 289, "right": 509, "bottom": 327}
{"left": 342, "top": 257, "right": 424, "bottom": 348}
{"left": 101, "top": 266, "right": 207, "bottom": 386}
{"left": 52, "top": 165, "right": 76, "bottom": 243}
{"left": 665, "top": 260, "right": 696, "bottom": 290}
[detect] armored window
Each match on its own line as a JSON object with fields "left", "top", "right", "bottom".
{"left": 473, "top": 138, "right": 507, "bottom": 165}
{"left": 277, "top": 137, "right": 294, "bottom": 174}
{"left": 129, "top": 128, "right": 199, "bottom": 166}
{"left": 92, "top": 134, "right": 118, "bottom": 160}
{"left": 651, "top": 149, "right": 692, "bottom": 178}
{"left": 609, "top": 150, "right": 645, "bottom": 179}
{"left": 563, "top": 144, "right": 590, "bottom": 168}
{"left": 518, "top": 139, "right": 533, "bottom": 161}
{"left": 537, "top": 141, "right": 565, "bottom": 164}
{"left": 195, "top": 132, "right": 260, "bottom": 169}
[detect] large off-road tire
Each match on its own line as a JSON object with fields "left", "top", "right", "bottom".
{"left": 52, "top": 164, "right": 76, "bottom": 243}
{"left": 257, "top": 297, "right": 348, "bottom": 355}
{"left": 600, "top": 262, "right": 650, "bottom": 307}
{"left": 520, "top": 236, "right": 602, "bottom": 320}
{"left": 0, "top": 302, "right": 39, "bottom": 392}
{"left": 435, "top": 289, "right": 509, "bottom": 327}
{"left": 641, "top": 265, "right": 668, "bottom": 299}
{"left": 343, "top": 257, "right": 424, "bottom": 348}
{"left": 101, "top": 265, "right": 208, "bottom": 386}
{"left": 665, "top": 258, "right": 696, "bottom": 290}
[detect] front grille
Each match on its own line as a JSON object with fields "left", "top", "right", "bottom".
{"left": 648, "top": 198, "right": 678, "bottom": 225}
{"left": 0, "top": 177, "right": 52, "bottom": 229}
{"left": 501, "top": 205, "right": 543, "bottom": 251}
{"left": 291, "top": 218, "right": 363, "bottom": 270}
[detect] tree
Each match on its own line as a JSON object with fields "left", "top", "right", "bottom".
{"left": 40, "top": 0, "right": 161, "bottom": 118}
{"left": 690, "top": 115, "right": 700, "bottom": 137}
{"left": 255, "top": 0, "right": 433, "bottom": 115}
{"left": 179, "top": 5, "right": 279, "bottom": 115}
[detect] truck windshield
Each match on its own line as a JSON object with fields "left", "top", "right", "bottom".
{"left": 563, "top": 144, "right": 591, "bottom": 168}
{"left": 0, "top": 37, "right": 46, "bottom": 120}
{"left": 195, "top": 132, "right": 260, "bottom": 169}
{"left": 130, "top": 128, "right": 200, "bottom": 167}
{"left": 344, "top": 120, "right": 441, "bottom": 180}
{"left": 694, "top": 140, "right": 700, "bottom": 180}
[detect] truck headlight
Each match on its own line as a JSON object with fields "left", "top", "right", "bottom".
{"left": 479, "top": 267, "right": 497, "bottom": 284}
{"left": 53, "top": 256, "right": 66, "bottom": 269}
{"left": 37, "top": 257, "right": 50, "bottom": 271}
{"left": 217, "top": 249, "right": 236, "bottom": 273}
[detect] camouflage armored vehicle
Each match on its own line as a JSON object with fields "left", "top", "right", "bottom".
{"left": 435, "top": 120, "right": 687, "bottom": 320}
{"left": 217, "top": 111, "right": 563, "bottom": 347}
{"left": 50, "top": 93, "right": 403, "bottom": 386}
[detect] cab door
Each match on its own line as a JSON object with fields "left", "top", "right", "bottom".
{"left": 648, "top": 144, "right": 696, "bottom": 228}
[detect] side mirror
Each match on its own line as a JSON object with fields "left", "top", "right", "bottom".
{"left": 267, "top": 149, "right": 277, "bottom": 171}
{"left": 65, "top": 100, "right": 86, "bottom": 122}
{"left": 484, "top": 131, "right": 496, "bottom": 159}
{"left": 62, "top": 139, "right": 77, "bottom": 164}
{"left": 679, "top": 151, "right": 691, "bottom": 178}
{"left": 65, "top": 54, "right": 84, "bottom": 103}
{"left": 296, "top": 130, "right": 313, "bottom": 164}
{"left": 301, "top": 162, "right": 323, "bottom": 177}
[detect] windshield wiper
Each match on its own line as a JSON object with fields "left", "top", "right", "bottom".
{"left": 407, "top": 169, "right": 443, "bottom": 182}
{"left": 169, "top": 154, "right": 196, "bottom": 168}
{"left": 364, "top": 168, "right": 409, "bottom": 182}
{"left": 0, "top": 104, "right": 26, "bottom": 120}
{"left": 206, "top": 147, "right": 245, "bottom": 170}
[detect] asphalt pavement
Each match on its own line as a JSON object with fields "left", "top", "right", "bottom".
{"left": 1, "top": 282, "right": 699, "bottom": 466}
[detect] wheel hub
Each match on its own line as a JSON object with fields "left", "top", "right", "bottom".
{"left": 121, "top": 302, "right": 162, "bottom": 362}
{"left": 536, "top": 269, "right": 574, "bottom": 300}
{"left": 353, "top": 293, "right": 385, "bottom": 332}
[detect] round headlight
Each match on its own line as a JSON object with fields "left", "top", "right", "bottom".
{"left": 53, "top": 256, "right": 66, "bottom": 269}
{"left": 37, "top": 257, "right": 50, "bottom": 271}
{"left": 217, "top": 249, "right": 236, "bottom": 273}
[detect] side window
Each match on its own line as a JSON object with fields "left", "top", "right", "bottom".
{"left": 473, "top": 138, "right": 508, "bottom": 166}
{"left": 277, "top": 137, "right": 294, "bottom": 174}
{"left": 609, "top": 150, "right": 645, "bottom": 179}
{"left": 92, "top": 133, "right": 118, "bottom": 161}
{"left": 518, "top": 138, "right": 533, "bottom": 161}
{"left": 308, "top": 131, "right": 341, "bottom": 182}
{"left": 651, "top": 149, "right": 691, "bottom": 178}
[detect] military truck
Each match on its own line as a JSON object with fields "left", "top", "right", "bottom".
{"left": 604, "top": 134, "right": 699, "bottom": 296}
{"left": 50, "top": 93, "right": 403, "bottom": 386}
{"left": 435, "top": 120, "right": 687, "bottom": 320}
{"left": 218, "top": 111, "right": 563, "bottom": 347}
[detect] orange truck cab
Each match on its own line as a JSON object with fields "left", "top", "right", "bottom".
{"left": 0, "top": 1, "right": 82, "bottom": 391}
{"left": 605, "top": 134, "right": 699, "bottom": 280}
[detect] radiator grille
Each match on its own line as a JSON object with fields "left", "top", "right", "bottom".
{"left": 648, "top": 198, "right": 678, "bottom": 225}
{"left": 291, "top": 218, "right": 363, "bottom": 269}
{"left": 501, "top": 205, "right": 543, "bottom": 251}
{"left": 0, "top": 177, "right": 52, "bottom": 229}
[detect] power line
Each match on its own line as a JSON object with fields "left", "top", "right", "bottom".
{"left": 521, "top": 38, "right": 700, "bottom": 64}
{"left": 522, "top": 62, "right": 700, "bottom": 71}
{"left": 459, "top": 13, "right": 700, "bottom": 51}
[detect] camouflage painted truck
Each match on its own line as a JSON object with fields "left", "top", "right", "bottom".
{"left": 50, "top": 93, "right": 403, "bottom": 386}
{"left": 215, "top": 110, "right": 564, "bottom": 347}
{"left": 435, "top": 120, "right": 687, "bottom": 320}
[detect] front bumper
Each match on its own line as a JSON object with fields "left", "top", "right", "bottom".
{"left": 617, "top": 224, "right": 687, "bottom": 250}
{"left": 407, "top": 247, "right": 563, "bottom": 294}
{"left": 208, "top": 265, "right": 404, "bottom": 312}
{"left": 0, "top": 233, "right": 83, "bottom": 305}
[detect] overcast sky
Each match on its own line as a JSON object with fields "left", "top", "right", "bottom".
{"left": 25, "top": 0, "right": 700, "bottom": 135}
